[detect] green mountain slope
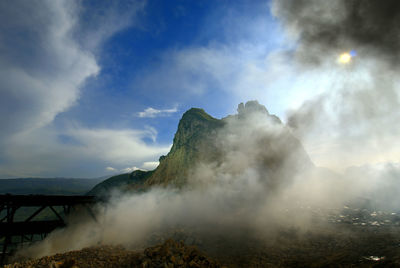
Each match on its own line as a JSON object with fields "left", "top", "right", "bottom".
{"left": 144, "top": 108, "right": 224, "bottom": 187}
{"left": 89, "top": 108, "right": 224, "bottom": 195}
{"left": 87, "top": 170, "right": 153, "bottom": 196}
{"left": 89, "top": 101, "right": 313, "bottom": 195}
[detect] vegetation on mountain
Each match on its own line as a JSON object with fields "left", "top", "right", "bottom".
{"left": 144, "top": 108, "right": 224, "bottom": 187}
{"left": 89, "top": 108, "right": 225, "bottom": 195}
{"left": 87, "top": 170, "right": 153, "bottom": 196}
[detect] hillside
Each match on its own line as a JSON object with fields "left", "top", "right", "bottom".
{"left": 87, "top": 170, "right": 153, "bottom": 196}
{"left": 89, "top": 101, "right": 313, "bottom": 195}
{"left": 89, "top": 108, "right": 226, "bottom": 195}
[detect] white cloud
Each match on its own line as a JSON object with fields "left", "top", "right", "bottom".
{"left": 0, "top": 0, "right": 148, "bottom": 178}
{"left": 120, "top": 161, "right": 160, "bottom": 173}
{"left": 0, "top": 0, "right": 145, "bottom": 140}
{"left": 137, "top": 107, "right": 178, "bottom": 118}
{"left": 0, "top": 0, "right": 99, "bottom": 138}
{"left": 107, "top": 161, "right": 159, "bottom": 176}
{"left": 0, "top": 125, "right": 170, "bottom": 178}
{"left": 120, "top": 166, "right": 141, "bottom": 173}
{"left": 142, "top": 161, "right": 159, "bottom": 170}
{"left": 65, "top": 127, "right": 170, "bottom": 166}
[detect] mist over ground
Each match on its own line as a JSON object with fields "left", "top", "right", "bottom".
{"left": 17, "top": 102, "right": 400, "bottom": 259}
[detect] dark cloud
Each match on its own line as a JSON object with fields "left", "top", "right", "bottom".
{"left": 269, "top": 0, "right": 400, "bottom": 169}
{"left": 272, "top": 0, "right": 400, "bottom": 66}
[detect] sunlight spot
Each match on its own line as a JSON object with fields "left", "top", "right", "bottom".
{"left": 338, "top": 52, "right": 352, "bottom": 64}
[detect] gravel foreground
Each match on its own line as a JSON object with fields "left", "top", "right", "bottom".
{"left": 4, "top": 239, "right": 222, "bottom": 268}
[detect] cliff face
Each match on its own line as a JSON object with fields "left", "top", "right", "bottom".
{"left": 144, "top": 108, "right": 224, "bottom": 187}
{"left": 89, "top": 101, "right": 313, "bottom": 195}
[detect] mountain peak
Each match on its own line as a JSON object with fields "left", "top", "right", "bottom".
{"left": 180, "top": 108, "right": 219, "bottom": 123}
{"left": 172, "top": 108, "right": 223, "bottom": 153}
{"left": 235, "top": 100, "right": 282, "bottom": 124}
{"left": 237, "top": 100, "right": 269, "bottom": 116}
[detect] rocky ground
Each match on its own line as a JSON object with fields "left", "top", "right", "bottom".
{"left": 4, "top": 239, "right": 221, "bottom": 268}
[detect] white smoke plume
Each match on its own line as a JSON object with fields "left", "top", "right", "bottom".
{"left": 270, "top": 0, "right": 400, "bottom": 169}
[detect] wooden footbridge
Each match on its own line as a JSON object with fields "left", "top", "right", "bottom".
{"left": 0, "top": 194, "right": 100, "bottom": 265}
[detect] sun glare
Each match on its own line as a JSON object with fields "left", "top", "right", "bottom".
{"left": 338, "top": 52, "right": 352, "bottom": 64}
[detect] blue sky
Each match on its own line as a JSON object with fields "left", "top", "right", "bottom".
{"left": 0, "top": 0, "right": 286, "bottom": 178}
{"left": 1, "top": 0, "right": 399, "bottom": 178}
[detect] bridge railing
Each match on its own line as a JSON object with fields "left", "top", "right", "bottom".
{"left": 0, "top": 194, "right": 100, "bottom": 265}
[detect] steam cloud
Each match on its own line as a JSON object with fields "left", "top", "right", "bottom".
{"left": 17, "top": 103, "right": 400, "bottom": 259}
{"left": 272, "top": 0, "right": 400, "bottom": 66}
{"left": 20, "top": 107, "right": 319, "bottom": 257}
{"left": 270, "top": 0, "right": 400, "bottom": 169}
{"left": 16, "top": 1, "right": 400, "bottom": 260}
